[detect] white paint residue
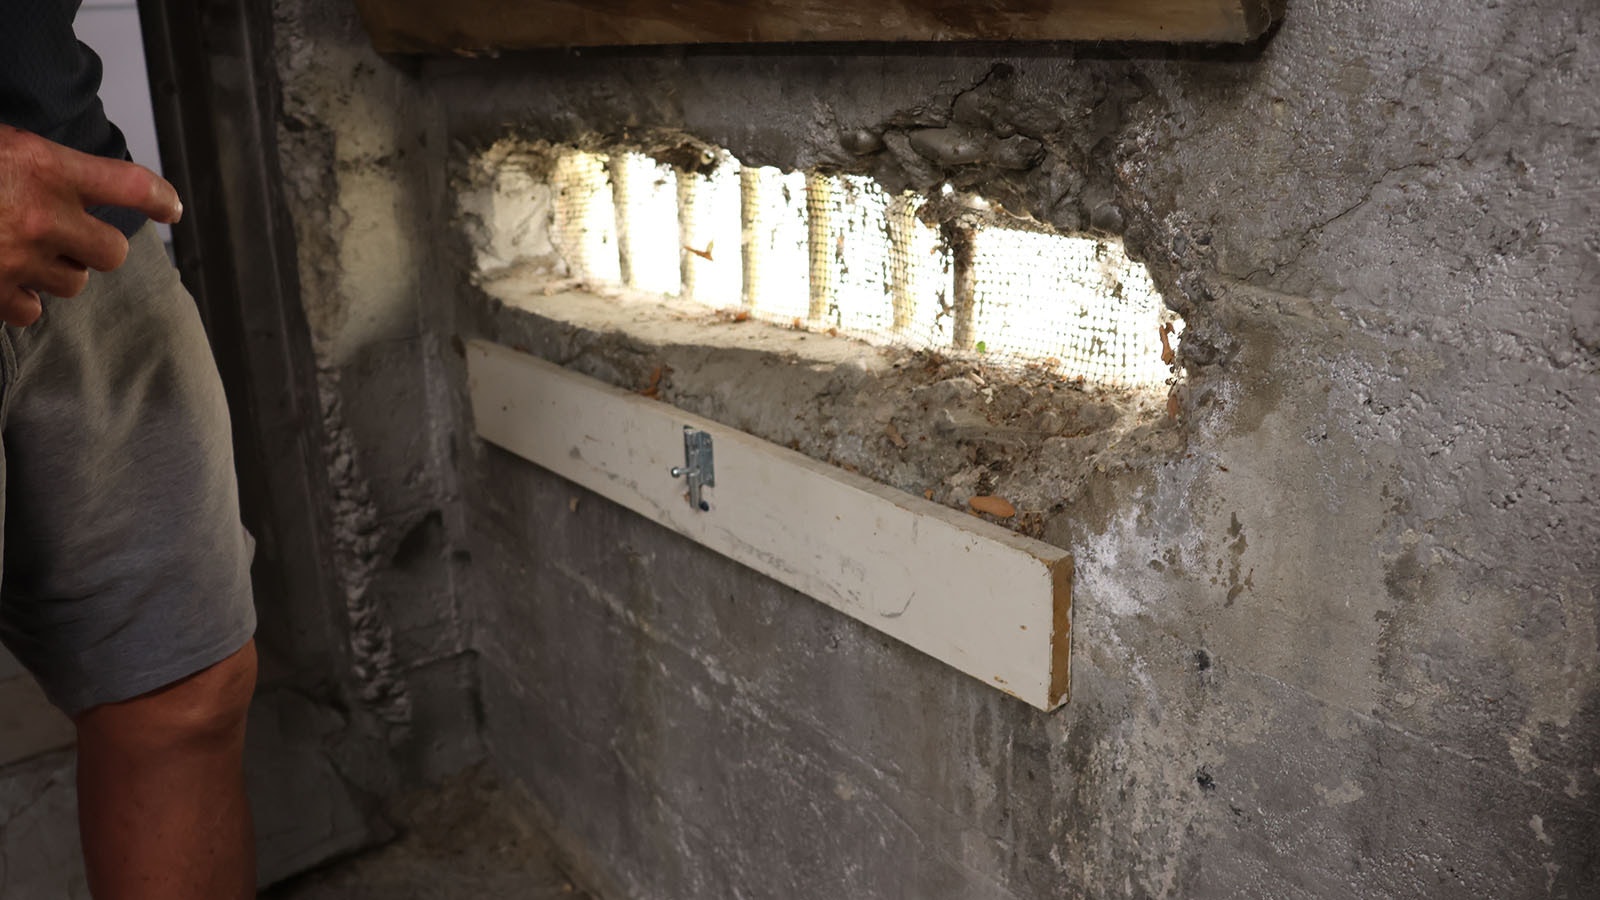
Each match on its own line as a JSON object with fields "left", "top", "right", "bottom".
{"left": 1075, "top": 506, "right": 1145, "bottom": 619}
{"left": 1316, "top": 778, "right": 1365, "bottom": 806}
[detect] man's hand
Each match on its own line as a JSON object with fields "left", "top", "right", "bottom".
{"left": 0, "top": 125, "right": 183, "bottom": 327}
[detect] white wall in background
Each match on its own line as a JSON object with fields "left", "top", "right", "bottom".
{"left": 76, "top": 0, "right": 159, "bottom": 172}
{"left": 74, "top": 0, "right": 170, "bottom": 240}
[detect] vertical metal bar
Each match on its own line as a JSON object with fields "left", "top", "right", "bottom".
{"left": 554, "top": 152, "right": 613, "bottom": 283}
{"left": 805, "top": 172, "right": 833, "bottom": 324}
{"left": 552, "top": 153, "right": 579, "bottom": 277}
{"left": 947, "top": 222, "right": 977, "bottom": 351}
{"left": 739, "top": 166, "right": 761, "bottom": 310}
{"left": 887, "top": 194, "right": 917, "bottom": 333}
{"left": 676, "top": 169, "right": 698, "bottom": 301}
{"left": 608, "top": 154, "right": 633, "bottom": 287}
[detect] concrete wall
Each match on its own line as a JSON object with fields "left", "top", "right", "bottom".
{"left": 268, "top": 0, "right": 1598, "bottom": 897}
{"left": 270, "top": 0, "right": 482, "bottom": 789}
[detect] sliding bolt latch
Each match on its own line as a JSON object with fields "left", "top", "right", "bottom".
{"left": 669, "top": 427, "right": 715, "bottom": 511}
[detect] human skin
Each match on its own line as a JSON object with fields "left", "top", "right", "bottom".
{"left": 0, "top": 124, "right": 182, "bottom": 326}
{"left": 76, "top": 641, "right": 259, "bottom": 900}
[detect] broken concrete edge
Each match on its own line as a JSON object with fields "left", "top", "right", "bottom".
{"left": 433, "top": 91, "right": 1228, "bottom": 377}
{"left": 455, "top": 131, "right": 1186, "bottom": 272}
{"left": 469, "top": 279, "right": 1185, "bottom": 544}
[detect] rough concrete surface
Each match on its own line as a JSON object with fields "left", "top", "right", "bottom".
{"left": 476, "top": 285, "right": 1180, "bottom": 535}
{"left": 271, "top": 0, "right": 483, "bottom": 788}
{"left": 0, "top": 752, "right": 87, "bottom": 899}
{"left": 260, "top": 0, "right": 1599, "bottom": 898}
{"left": 262, "top": 767, "right": 589, "bottom": 900}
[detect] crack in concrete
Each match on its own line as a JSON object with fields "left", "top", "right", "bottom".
{"left": 1237, "top": 36, "right": 1583, "bottom": 286}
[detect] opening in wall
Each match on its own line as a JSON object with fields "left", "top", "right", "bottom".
{"left": 483, "top": 143, "right": 1181, "bottom": 392}
{"left": 461, "top": 139, "right": 1190, "bottom": 709}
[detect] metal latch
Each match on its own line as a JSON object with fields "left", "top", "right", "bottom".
{"left": 669, "top": 427, "right": 715, "bottom": 511}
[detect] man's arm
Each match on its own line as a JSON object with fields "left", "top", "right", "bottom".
{"left": 0, "top": 125, "right": 183, "bottom": 327}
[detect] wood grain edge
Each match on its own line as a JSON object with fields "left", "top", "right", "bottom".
{"left": 1046, "top": 555, "right": 1074, "bottom": 709}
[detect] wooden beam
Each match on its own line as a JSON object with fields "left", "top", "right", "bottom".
{"left": 467, "top": 341, "right": 1072, "bottom": 709}
{"left": 355, "top": 1, "right": 1285, "bottom": 54}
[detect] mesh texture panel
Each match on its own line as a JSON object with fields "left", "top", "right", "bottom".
{"left": 544, "top": 148, "right": 1178, "bottom": 389}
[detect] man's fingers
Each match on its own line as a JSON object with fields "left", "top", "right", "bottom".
{"left": 22, "top": 258, "right": 91, "bottom": 299}
{"left": 0, "top": 287, "right": 42, "bottom": 327}
{"left": 57, "top": 214, "right": 130, "bottom": 273}
{"left": 60, "top": 147, "right": 182, "bottom": 224}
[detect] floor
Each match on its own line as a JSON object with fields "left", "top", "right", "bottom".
{"left": 261, "top": 768, "right": 592, "bottom": 900}
{"left": 0, "top": 648, "right": 76, "bottom": 768}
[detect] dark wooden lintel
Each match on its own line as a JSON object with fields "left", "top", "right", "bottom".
{"left": 354, "top": 0, "right": 1285, "bottom": 55}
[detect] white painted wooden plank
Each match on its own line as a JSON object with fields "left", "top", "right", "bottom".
{"left": 467, "top": 341, "right": 1072, "bottom": 709}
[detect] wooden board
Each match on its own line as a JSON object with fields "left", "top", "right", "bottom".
{"left": 356, "top": 0, "right": 1285, "bottom": 54}
{"left": 467, "top": 341, "right": 1072, "bottom": 709}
